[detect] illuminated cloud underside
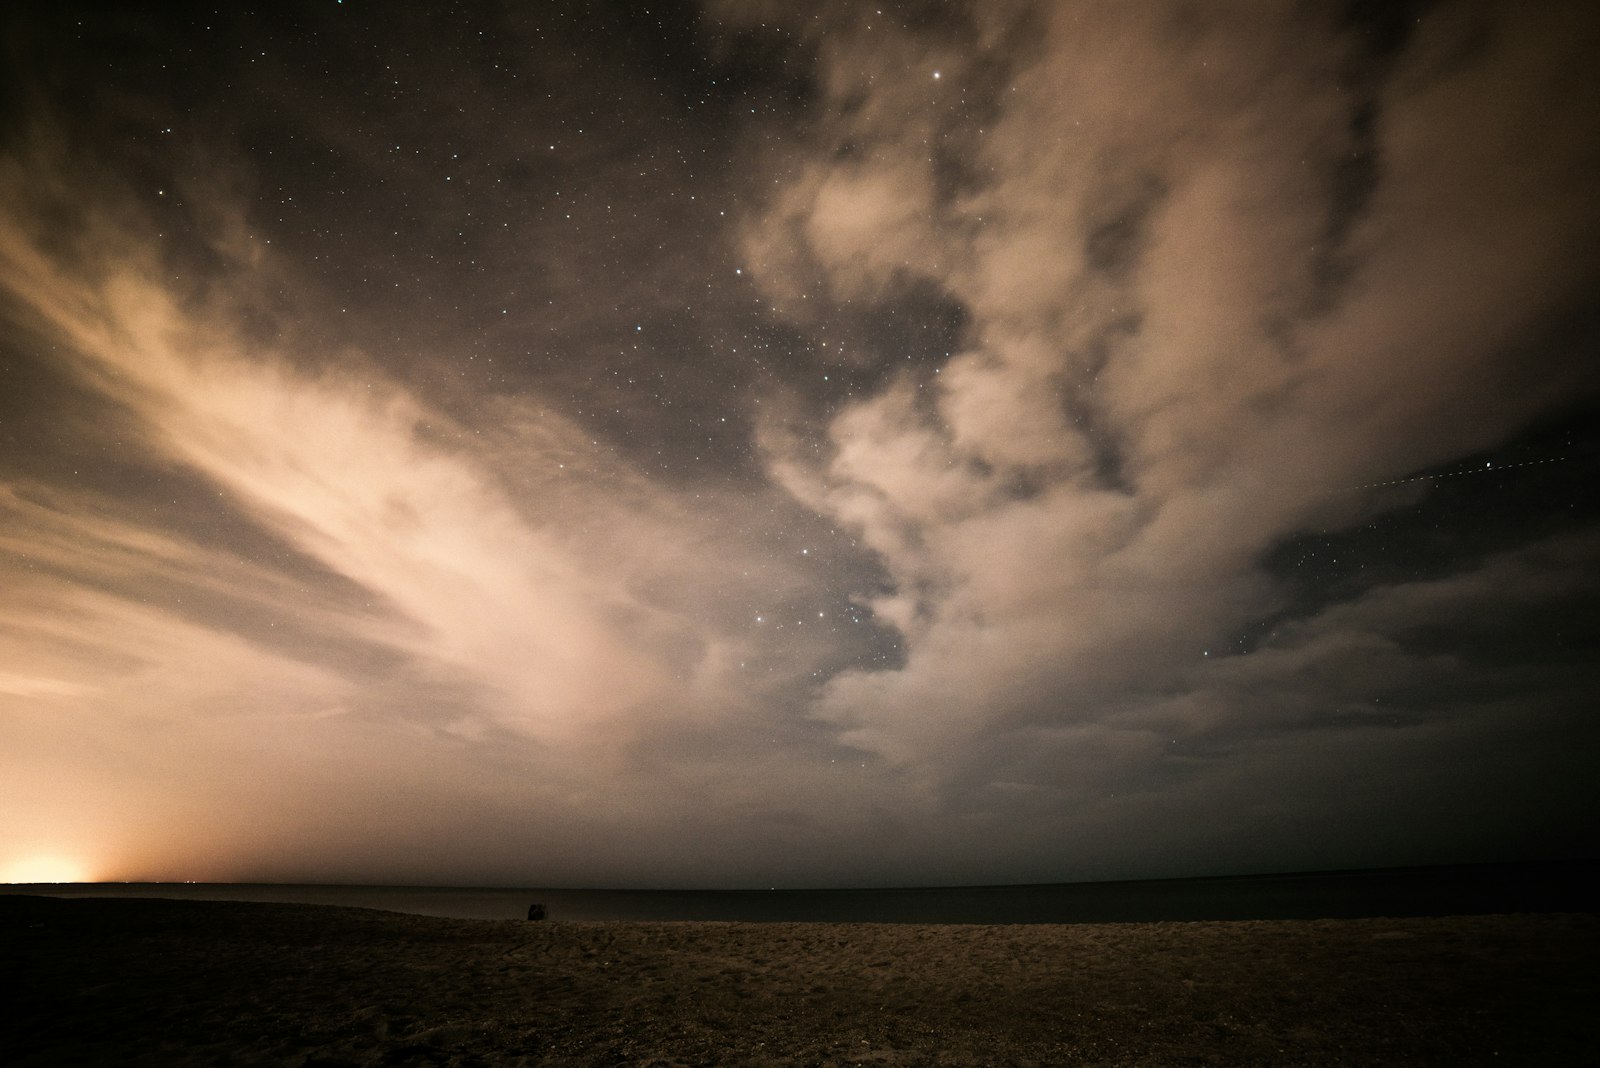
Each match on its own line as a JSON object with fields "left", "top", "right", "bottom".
{"left": 1, "top": 1, "right": 1597, "bottom": 887}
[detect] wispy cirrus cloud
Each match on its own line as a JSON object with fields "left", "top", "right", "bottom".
{"left": 0, "top": 144, "right": 857, "bottom": 881}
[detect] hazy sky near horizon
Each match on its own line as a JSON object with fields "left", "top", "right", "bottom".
{"left": 2, "top": 0, "right": 1597, "bottom": 888}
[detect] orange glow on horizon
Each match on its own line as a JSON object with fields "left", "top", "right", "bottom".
{"left": 0, "top": 855, "right": 99, "bottom": 884}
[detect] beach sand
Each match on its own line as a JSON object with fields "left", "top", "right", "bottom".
{"left": 3, "top": 897, "right": 1594, "bottom": 1066}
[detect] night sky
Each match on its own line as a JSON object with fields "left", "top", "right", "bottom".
{"left": 2, "top": 1, "right": 1597, "bottom": 889}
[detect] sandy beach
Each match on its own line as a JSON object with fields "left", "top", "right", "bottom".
{"left": 4, "top": 897, "right": 1594, "bottom": 1066}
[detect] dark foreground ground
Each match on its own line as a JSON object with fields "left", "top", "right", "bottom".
{"left": 3, "top": 897, "right": 1594, "bottom": 1066}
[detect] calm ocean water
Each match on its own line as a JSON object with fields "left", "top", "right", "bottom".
{"left": 5, "top": 861, "right": 1594, "bottom": 923}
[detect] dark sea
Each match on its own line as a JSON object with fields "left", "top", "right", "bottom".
{"left": 5, "top": 860, "right": 1594, "bottom": 924}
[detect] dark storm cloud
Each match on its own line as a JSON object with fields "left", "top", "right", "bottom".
{"left": 1, "top": 0, "right": 1597, "bottom": 887}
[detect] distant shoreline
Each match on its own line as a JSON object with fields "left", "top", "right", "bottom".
{"left": 6, "top": 857, "right": 1594, "bottom": 924}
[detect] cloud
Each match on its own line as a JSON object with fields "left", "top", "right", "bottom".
{"left": 731, "top": 0, "right": 1600, "bottom": 783}
{"left": 0, "top": 136, "right": 850, "bottom": 880}
{"left": 2, "top": 1, "right": 1597, "bottom": 886}
{"left": 1, "top": 224, "right": 666, "bottom": 732}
